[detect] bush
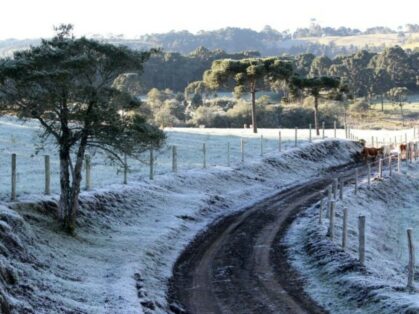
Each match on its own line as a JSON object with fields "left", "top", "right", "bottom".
{"left": 280, "top": 105, "right": 340, "bottom": 128}
{"left": 154, "top": 108, "right": 180, "bottom": 128}
{"left": 153, "top": 99, "right": 185, "bottom": 127}
{"left": 189, "top": 106, "right": 222, "bottom": 127}
{"left": 350, "top": 99, "right": 369, "bottom": 112}
{"left": 280, "top": 107, "right": 313, "bottom": 127}
{"left": 226, "top": 100, "right": 251, "bottom": 127}
{"left": 205, "top": 98, "right": 235, "bottom": 110}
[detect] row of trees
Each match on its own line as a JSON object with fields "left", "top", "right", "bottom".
{"left": 115, "top": 46, "right": 418, "bottom": 97}
{"left": 295, "top": 47, "right": 418, "bottom": 108}
{"left": 183, "top": 47, "right": 418, "bottom": 134}
{"left": 199, "top": 58, "right": 341, "bottom": 134}
{"left": 144, "top": 91, "right": 341, "bottom": 130}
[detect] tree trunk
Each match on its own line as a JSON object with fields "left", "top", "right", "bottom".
{"left": 251, "top": 90, "right": 257, "bottom": 133}
{"left": 59, "top": 137, "right": 88, "bottom": 234}
{"left": 314, "top": 96, "right": 319, "bottom": 135}
{"left": 59, "top": 147, "right": 72, "bottom": 230}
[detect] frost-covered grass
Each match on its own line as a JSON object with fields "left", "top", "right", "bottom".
{"left": 0, "top": 115, "right": 417, "bottom": 313}
{"left": 285, "top": 162, "right": 419, "bottom": 313}
{"left": 0, "top": 139, "right": 360, "bottom": 313}
{"left": 0, "top": 115, "right": 415, "bottom": 201}
{"left": 0, "top": 116, "right": 314, "bottom": 199}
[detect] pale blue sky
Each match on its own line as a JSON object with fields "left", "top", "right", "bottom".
{"left": 0, "top": 0, "right": 417, "bottom": 39}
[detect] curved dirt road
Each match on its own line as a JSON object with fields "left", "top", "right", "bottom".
{"left": 169, "top": 164, "right": 362, "bottom": 314}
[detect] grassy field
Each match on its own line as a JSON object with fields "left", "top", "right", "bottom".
{"left": 346, "top": 101, "right": 419, "bottom": 129}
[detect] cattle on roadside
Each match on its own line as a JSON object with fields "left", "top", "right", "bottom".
{"left": 361, "top": 147, "right": 384, "bottom": 162}
{"left": 400, "top": 144, "right": 407, "bottom": 160}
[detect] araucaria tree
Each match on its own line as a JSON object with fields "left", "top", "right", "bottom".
{"left": 203, "top": 57, "right": 293, "bottom": 133}
{"left": 0, "top": 25, "right": 165, "bottom": 233}
{"left": 291, "top": 76, "right": 340, "bottom": 135}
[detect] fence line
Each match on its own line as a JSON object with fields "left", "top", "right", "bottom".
{"left": 4, "top": 125, "right": 419, "bottom": 200}
{"left": 317, "top": 145, "right": 417, "bottom": 290}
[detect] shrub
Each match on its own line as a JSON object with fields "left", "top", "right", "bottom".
{"left": 350, "top": 98, "right": 369, "bottom": 112}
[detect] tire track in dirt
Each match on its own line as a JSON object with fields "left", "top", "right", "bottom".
{"left": 168, "top": 162, "right": 364, "bottom": 314}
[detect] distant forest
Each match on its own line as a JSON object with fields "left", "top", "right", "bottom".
{"left": 113, "top": 46, "right": 418, "bottom": 95}
{"left": 1, "top": 23, "right": 418, "bottom": 95}
{"left": 1, "top": 23, "right": 419, "bottom": 59}
{"left": 108, "top": 22, "right": 419, "bottom": 57}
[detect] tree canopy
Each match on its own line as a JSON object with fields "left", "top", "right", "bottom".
{"left": 0, "top": 25, "right": 165, "bottom": 232}
{"left": 203, "top": 57, "right": 293, "bottom": 132}
{"left": 291, "top": 76, "right": 340, "bottom": 134}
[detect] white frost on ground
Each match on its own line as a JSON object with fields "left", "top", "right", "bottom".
{"left": 284, "top": 161, "right": 419, "bottom": 313}
{"left": 0, "top": 115, "right": 414, "bottom": 200}
{"left": 0, "top": 137, "right": 360, "bottom": 313}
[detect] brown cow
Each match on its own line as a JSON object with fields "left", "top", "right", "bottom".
{"left": 400, "top": 144, "right": 407, "bottom": 160}
{"left": 361, "top": 147, "right": 384, "bottom": 162}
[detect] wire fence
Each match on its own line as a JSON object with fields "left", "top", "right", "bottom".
{"left": 1, "top": 117, "right": 418, "bottom": 201}
{"left": 317, "top": 141, "right": 419, "bottom": 290}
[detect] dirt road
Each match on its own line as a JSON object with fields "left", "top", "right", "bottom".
{"left": 168, "top": 163, "right": 364, "bottom": 314}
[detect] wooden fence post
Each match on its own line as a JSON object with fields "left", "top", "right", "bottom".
{"left": 333, "top": 178, "right": 338, "bottom": 200}
{"left": 11, "top": 154, "right": 16, "bottom": 201}
{"left": 295, "top": 127, "right": 298, "bottom": 147}
{"left": 227, "top": 142, "right": 230, "bottom": 167}
{"left": 398, "top": 153, "right": 401, "bottom": 173}
{"left": 358, "top": 215, "right": 366, "bottom": 265}
{"left": 260, "top": 135, "right": 264, "bottom": 156}
{"left": 378, "top": 158, "right": 383, "bottom": 178}
{"left": 278, "top": 131, "right": 282, "bottom": 152}
{"left": 85, "top": 154, "right": 91, "bottom": 190}
{"left": 326, "top": 185, "right": 332, "bottom": 218}
{"left": 44, "top": 155, "right": 50, "bottom": 195}
{"left": 172, "top": 145, "right": 178, "bottom": 172}
{"left": 322, "top": 121, "right": 325, "bottom": 139}
{"left": 407, "top": 228, "right": 415, "bottom": 290}
{"left": 410, "top": 143, "right": 414, "bottom": 163}
{"left": 389, "top": 155, "right": 392, "bottom": 177}
{"left": 328, "top": 200, "right": 335, "bottom": 240}
{"left": 149, "top": 149, "right": 154, "bottom": 180}
{"left": 409, "top": 143, "right": 414, "bottom": 163}
{"left": 367, "top": 163, "right": 371, "bottom": 187}
{"left": 406, "top": 143, "right": 410, "bottom": 164}
{"left": 241, "top": 138, "right": 245, "bottom": 162}
{"left": 203, "top": 143, "right": 207, "bottom": 169}
{"left": 123, "top": 153, "right": 128, "bottom": 184}
{"left": 339, "top": 178, "right": 344, "bottom": 200}
{"left": 342, "top": 207, "right": 348, "bottom": 250}
{"left": 309, "top": 123, "right": 312, "bottom": 143}
{"left": 355, "top": 168, "right": 358, "bottom": 194}
{"left": 319, "top": 198, "right": 323, "bottom": 224}
{"left": 334, "top": 121, "right": 336, "bottom": 138}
